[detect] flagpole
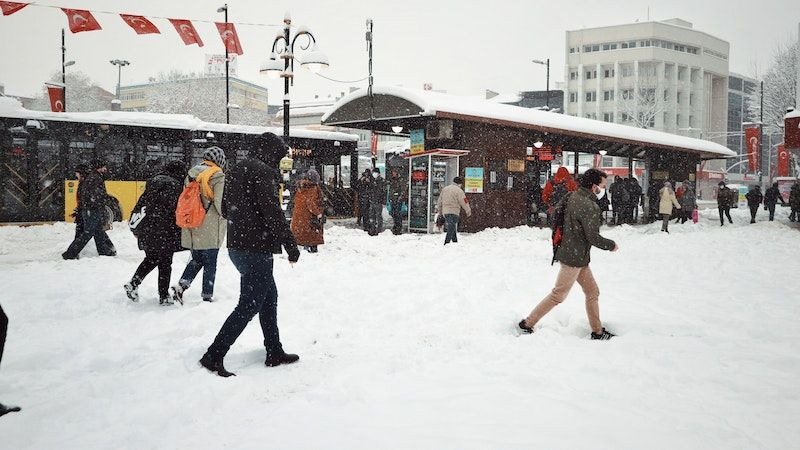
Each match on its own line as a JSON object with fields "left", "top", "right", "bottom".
{"left": 61, "top": 28, "right": 66, "bottom": 112}
{"left": 218, "top": 4, "right": 230, "bottom": 124}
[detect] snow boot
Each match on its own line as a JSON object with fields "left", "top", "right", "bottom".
{"left": 518, "top": 320, "right": 534, "bottom": 334}
{"left": 0, "top": 403, "right": 21, "bottom": 417}
{"left": 160, "top": 296, "right": 174, "bottom": 306}
{"left": 199, "top": 353, "right": 235, "bottom": 377}
{"left": 61, "top": 252, "right": 79, "bottom": 260}
{"left": 170, "top": 282, "right": 188, "bottom": 305}
{"left": 124, "top": 278, "right": 141, "bottom": 302}
{"left": 264, "top": 350, "right": 299, "bottom": 367}
{"left": 590, "top": 328, "right": 615, "bottom": 340}
{"left": 201, "top": 295, "right": 214, "bottom": 302}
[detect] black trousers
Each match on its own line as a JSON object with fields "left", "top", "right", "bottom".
{"left": 719, "top": 206, "right": 732, "bottom": 225}
{"left": 132, "top": 251, "right": 174, "bottom": 299}
{"left": 766, "top": 204, "right": 777, "bottom": 221}
{"left": 0, "top": 303, "right": 7, "bottom": 367}
{"left": 359, "top": 198, "right": 370, "bottom": 231}
{"left": 749, "top": 205, "right": 759, "bottom": 222}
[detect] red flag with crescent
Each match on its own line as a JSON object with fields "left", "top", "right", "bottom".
{"left": 744, "top": 126, "right": 760, "bottom": 172}
{"left": 169, "top": 19, "right": 204, "bottom": 47}
{"left": 46, "top": 84, "right": 65, "bottom": 112}
{"left": 0, "top": 1, "right": 29, "bottom": 16}
{"left": 777, "top": 144, "right": 790, "bottom": 177}
{"left": 215, "top": 22, "right": 243, "bottom": 55}
{"left": 62, "top": 9, "right": 102, "bottom": 33}
{"left": 120, "top": 14, "right": 160, "bottom": 35}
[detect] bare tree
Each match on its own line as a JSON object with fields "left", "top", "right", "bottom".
{"left": 749, "top": 39, "right": 798, "bottom": 133}
{"left": 618, "top": 74, "right": 664, "bottom": 129}
{"left": 28, "top": 71, "right": 114, "bottom": 112}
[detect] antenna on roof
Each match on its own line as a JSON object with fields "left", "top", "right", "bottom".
{"left": 647, "top": 6, "right": 650, "bottom": 21}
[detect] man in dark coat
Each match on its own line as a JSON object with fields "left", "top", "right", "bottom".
{"left": 608, "top": 176, "right": 629, "bottom": 225}
{"left": 625, "top": 177, "right": 643, "bottom": 223}
{"left": 124, "top": 161, "right": 186, "bottom": 304}
{"left": 200, "top": 132, "right": 301, "bottom": 378}
{"left": 388, "top": 168, "right": 407, "bottom": 234}
{"left": 71, "top": 164, "right": 89, "bottom": 239}
{"left": 354, "top": 169, "right": 373, "bottom": 231}
{"left": 0, "top": 302, "right": 21, "bottom": 417}
{"left": 62, "top": 160, "right": 116, "bottom": 259}
{"left": 519, "top": 169, "right": 618, "bottom": 340}
{"left": 367, "top": 168, "right": 387, "bottom": 236}
{"left": 763, "top": 182, "right": 785, "bottom": 222}
{"left": 717, "top": 181, "right": 735, "bottom": 226}
{"left": 745, "top": 185, "right": 763, "bottom": 224}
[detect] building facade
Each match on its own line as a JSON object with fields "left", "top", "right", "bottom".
{"left": 119, "top": 77, "right": 269, "bottom": 113}
{"left": 726, "top": 73, "right": 759, "bottom": 175}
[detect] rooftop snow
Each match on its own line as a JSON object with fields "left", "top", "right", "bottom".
{"left": 786, "top": 109, "right": 800, "bottom": 119}
{"left": 322, "top": 86, "right": 735, "bottom": 157}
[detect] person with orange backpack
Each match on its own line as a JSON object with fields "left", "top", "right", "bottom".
{"left": 125, "top": 161, "right": 187, "bottom": 305}
{"left": 171, "top": 147, "right": 227, "bottom": 304}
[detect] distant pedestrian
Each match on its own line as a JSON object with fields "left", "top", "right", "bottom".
{"left": 763, "top": 182, "right": 785, "bottom": 221}
{"left": 0, "top": 302, "right": 21, "bottom": 417}
{"left": 596, "top": 188, "right": 610, "bottom": 224}
{"left": 435, "top": 176, "right": 472, "bottom": 244}
{"left": 678, "top": 180, "right": 697, "bottom": 224}
{"left": 519, "top": 168, "right": 617, "bottom": 339}
{"left": 608, "top": 176, "right": 629, "bottom": 225}
{"left": 717, "top": 181, "right": 735, "bottom": 226}
{"left": 71, "top": 164, "right": 89, "bottom": 239}
{"left": 291, "top": 168, "right": 325, "bottom": 253}
{"left": 388, "top": 168, "right": 407, "bottom": 234}
{"left": 367, "top": 168, "right": 387, "bottom": 236}
{"left": 125, "top": 161, "right": 186, "bottom": 305}
{"left": 62, "top": 159, "right": 116, "bottom": 259}
{"left": 788, "top": 181, "right": 800, "bottom": 222}
{"left": 354, "top": 169, "right": 373, "bottom": 231}
{"left": 200, "top": 132, "right": 300, "bottom": 378}
{"left": 745, "top": 185, "right": 763, "bottom": 224}
{"left": 542, "top": 167, "right": 578, "bottom": 223}
{"left": 659, "top": 181, "right": 681, "bottom": 233}
{"left": 626, "top": 177, "right": 643, "bottom": 223}
{"left": 171, "top": 147, "right": 227, "bottom": 304}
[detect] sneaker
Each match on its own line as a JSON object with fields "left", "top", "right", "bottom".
{"left": 518, "top": 320, "right": 534, "bottom": 334}
{"left": 265, "top": 350, "right": 300, "bottom": 367}
{"left": 170, "top": 284, "right": 185, "bottom": 305}
{"left": 590, "top": 328, "right": 615, "bottom": 340}
{"left": 199, "top": 353, "right": 236, "bottom": 377}
{"left": 160, "top": 296, "right": 174, "bottom": 306}
{"left": 124, "top": 282, "right": 139, "bottom": 302}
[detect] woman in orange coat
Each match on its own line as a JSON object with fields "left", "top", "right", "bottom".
{"left": 291, "top": 168, "right": 325, "bottom": 253}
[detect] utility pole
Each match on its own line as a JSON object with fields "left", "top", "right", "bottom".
{"left": 218, "top": 4, "right": 230, "bottom": 124}
{"left": 366, "top": 18, "right": 375, "bottom": 168}
{"left": 759, "top": 80, "right": 764, "bottom": 185}
{"left": 61, "top": 28, "right": 66, "bottom": 112}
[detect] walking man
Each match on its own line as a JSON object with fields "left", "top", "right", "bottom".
{"left": 763, "top": 182, "right": 784, "bottom": 221}
{"left": 368, "top": 168, "right": 387, "bottom": 236}
{"left": 200, "top": 132, "right": 300, "bottom": 377}
{"left": 745, "top": 185, "right": 763, "bottom": 224}
{"left": 388, "top": 168, "right": 407, "bottom": 234}
{"left": 62, "top": 159, "right": 116, "bottom": 259}
{"left": 717, "top": 181, "right": 735, "bottom": 226}
{"left": 435, "top": 176, "right": 472, "bottom": 245}
{"left": 519, "top": 169, "right": 618, "bottom": 339}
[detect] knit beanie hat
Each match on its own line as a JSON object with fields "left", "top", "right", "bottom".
{"left": 203, "top": 146, "right": 227, "bottom": 170}
{"left": 305, "top": 168, "right": 321, "bottom": 184}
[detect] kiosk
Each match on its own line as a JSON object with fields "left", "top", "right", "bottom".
{"left": 405, "top": 148, "right": 469, "bottom": 233}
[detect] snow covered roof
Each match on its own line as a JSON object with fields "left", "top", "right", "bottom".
{"left": 786, "top": 109, "right": 800, "bottom": 120}
{"left": 0, "top": 96, "right": 357, "bottom": 142}
{"left": 274, "top": 104, "right": 333, "bottom": 119}
{"left": 322, "top": 86, "right": 735, "bottom": 158}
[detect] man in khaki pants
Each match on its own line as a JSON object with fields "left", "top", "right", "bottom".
{"left": 519, "top": 168, "right": 618, "bottom": 340}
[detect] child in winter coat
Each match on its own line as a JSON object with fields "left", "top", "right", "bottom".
{"left": 125, "top": 161, "right": 187, "bottom": 305}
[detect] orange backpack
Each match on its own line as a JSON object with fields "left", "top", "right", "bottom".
{"left": 175, "top": 164, "right": 221, "bottom": 229}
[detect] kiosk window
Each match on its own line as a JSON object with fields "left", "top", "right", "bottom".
{"left": 488, "top": 160, "right": 507, "bottom": 191}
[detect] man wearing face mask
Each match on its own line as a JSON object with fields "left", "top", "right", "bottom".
{"left": 518, "top": 168, "right": 618, "bottom": 340}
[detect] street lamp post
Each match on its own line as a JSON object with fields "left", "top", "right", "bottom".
{"left": 109, "top": 59, "right": 130, "bottom": 100}
{"left": 217, "top": 4, "right": 230, "bottom": 124}
{"left": 260, "top": 13, "right": 329, "bottom": 140}
{"left": 61, "top": 29, "right": 75, "bottom": 111}
{"left": 532, "top": 58, "right": 550, "bottom": 110}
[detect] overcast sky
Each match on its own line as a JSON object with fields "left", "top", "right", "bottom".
{"left": 0, "top": 0, "right": 797, "bottom": 104}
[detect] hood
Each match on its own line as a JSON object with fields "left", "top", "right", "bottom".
{"left": 162, "top": 160, "right": 186, "bottom": 182}
{"left": 251, "top": 132, "right": 288, "bottom": 168}
{"left": 553, "top": 167, "right": 571, "bottom": 184}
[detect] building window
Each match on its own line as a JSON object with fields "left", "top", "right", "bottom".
{"left": 622, "top": 113, "right": 631, "bottom": 122}
{"left": 583, "top": 45, "right": 592, "bottom": 53}
{"left": 603, "top": 112, "right": 614, "bottom": 122}
{"left": 592, "top": 44, "right": 600, "bottom": 52}
{"left": 569, "top": 92, "right": 577, "bottom": 103}
{"left": 585, "top": 91, "right": 597, "bottom": 102}
{"left": 585, "top": 70, "right": 597, "bottom": 80}
{"left": 677, "top": 92, "right": 682, "bottom": 104}
{"left": 677, "top": 69, "right": 684, "bottom": 81}
{"left": 621, "top": 66, "right": 633, "bottom": 77}
{"left": 676, "top": 114, "right": 681, "bottom": 126}
{"left": 621, "top": 42, "right": 628, "bottom": 49}
{"left": 569, "top": 47, "right": 575, "bottom": 54}
{"left": 602, "top": 43, "right": 611, "bottom": 51}
{"left": 610, "top": 43, "right": 618, "bottom": 50}
{"left": 604, "top": 68, "right": 615, "bottom": 78}
{"left": 663, "top": 112, "right": 669, "bottom": 124}
{"left": 621, "top": 89, "right": 634, "bottom": 100}
{"left": 602, "top": 156, "right": 614, "bottom": 166}
{"left": 689, "top": 116, "right": 695, "bottom": 127}
{"left": 569, "top": 70, "right": 578, "bottom": 80}
{"left": 664, "top": 89, "right": 669, "bottom": 101}
{"left": 603, "top": 90, "right": 615, "bottom": 101}
{"left": 628, "top": 41, "right": 637, "bottom": 48}
{"left": 689, "top": 93, "right": 695, "bottom": 106}
{"left": 585, "top": 113, "right": 597, "bottom": 120}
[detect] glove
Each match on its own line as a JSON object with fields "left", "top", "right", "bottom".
{"left": 287, "top": 246, "right": 300, "bottom": 263}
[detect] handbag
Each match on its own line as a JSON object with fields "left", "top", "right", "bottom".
{"left": 435, "top": 214, "right": 446, "bottom": 228}
{"left": 691, "top": 209, "right": 699, "bottom": 224}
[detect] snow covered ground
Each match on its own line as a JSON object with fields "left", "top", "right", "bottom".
{"left": 1, "top": 207, "right": 799, "bottom": 449}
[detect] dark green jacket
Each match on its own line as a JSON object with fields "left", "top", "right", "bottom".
{"left": 555, "top": 187, "right": 616, "bottom": 267}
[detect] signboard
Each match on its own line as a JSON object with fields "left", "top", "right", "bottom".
{"left": 507, "top": 159, "right": 525, "bottom": 172}
{"left": 464, "top": 167, "right": 484, "bottom": 193}
{"left": 652, "top": 171, "right": 669, "bottom": 180}
{"left": 410, "top": 129, "right": 425, "bottom": 155}
{"left": 370, "top": 134, "right": 378, "bottom": 157}
{"left": 745, "top": 126, "right": 760, "bottom": 172}
{"left": 785, "top": 115, "right": 800, "bottom": 150}
{"left": 409, "top": 157, "right": 429, "bottom": 229}
{"left": 205, "top": 54, "right": 238, "bottom": 77}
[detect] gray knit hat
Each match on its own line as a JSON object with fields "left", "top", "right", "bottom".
{"left": 305, "top": 167, "right": 321, "bottom": 184}
{"left": 203, "top": 146, "right": 227, "bottom": 170}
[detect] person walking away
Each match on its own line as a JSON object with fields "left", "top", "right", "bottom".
{"left": 542, "top": 167, "right": 578, "bottom": 224}
{"left": 763, "top": 182, "right": 785, "bottom": 221}
{"left": 745, "top": 185, "right": 763, "bottom": 224}
{"left": 625, "top": 177, "right": 643, "bottom": 224}
{"left": 171, "top": 147, "right": 227, "bottom": 304}
{"left": 354, "top": 169, "right": 373, "bottom": 231}
{"left": 435, "top": 176, "right": 472, "bottom": 245}
{"left": 791, "top": 181, "right": 800, "bottom": 222}
{"left": 124, "top": 161, "right": 186, "bottom": 305}
{"left": 609, "top": 176, "right": 630, "bottom": 225}
{"left": 658, "top": 181, "right": 681, "bottom": 233}
{"left": 367, "top": 168, "right": 387, "bottom": 236}
{"left": 200, "top": 132, "right": 300, "bottom": 377}
{"left": 388, "top": 168, "right": 407, "bottom": 234}
{"left": 519, "top": 169, "right": 617, "bottom": 339}
{"left": 0, "top": 302, "right": 21, "bottom": 417}
{"left": 291, "top": 168, "right": 325, "bottom": 253}
{"left": 717, "top": 181, "right": 735, "bottom": 226}
{"left": 678, "top": 180, "right": 697, "bottom": 224}
{"left": 62, "top": 160, "right": 116, "bottom": 259}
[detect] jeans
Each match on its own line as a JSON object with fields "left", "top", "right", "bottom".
{"left": 0, "top": 303, "right": 7, "bottom": 367}
{"left": 132, "top": 250, "right": 174, "bottom": 299}
{"left": 390, "top": 198, "right": 404, "bottom": 234}
{"left": 767, "top": 204, "right": 777, "bottom": 221}
{"left": 661, "top": 214, "right": 671, "bottom": 232}
{"left": 64, "top": 208, "right": 115, "bottom": 257}
{"left": 369, "top": 203, "right": 384, "bottom": 235}
{"left": 719, "top": 206, "right": 732, "bottom": 225}
{"left": 444, "top": 214, "right": 459, "bottom": 244}
{"left": 206, "top": 250, "right": 282, "bottom": 359}
{"left": 359, "top": 198, "right": 370, "bottom": 230}
{"left": 179, "top": 249, "right": 220, "bottom": 299}
{"left": 749, "top": 205, "right": 758, "bottom": 223}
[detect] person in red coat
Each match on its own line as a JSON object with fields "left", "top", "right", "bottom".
{"left": 541, "top": 166, "right": 578, "bottom": 217}
{"left": 291, "top": 168, "right": 325, "bottom": 253}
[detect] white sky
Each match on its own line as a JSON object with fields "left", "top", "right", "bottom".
{"left": 0, "top": 0, "right": 797, "bottom": 104}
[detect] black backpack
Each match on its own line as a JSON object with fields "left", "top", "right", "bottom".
{"left": 550, "top": 192, "right": 573, "bottom": 265}
{"left": 549, "top": 183, "right": 569, "bottom": 208}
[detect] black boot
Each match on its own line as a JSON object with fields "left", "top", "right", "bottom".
{"left": 0, "top": 403, "right": 21, "bottom": 417}
{"left": 518, "top": 320, "right": 533, "bottom": 334}
{"left": 265, "top": 350, "right": 300, "bottom": 367}
{"left": 200, "top": 353, "right": 235, "bottom": 377}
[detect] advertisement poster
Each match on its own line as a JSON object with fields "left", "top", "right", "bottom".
{"left": 410, "top": 129, "right": 425, "bottom": 155}
{"left": 507, "top": 159, "right": 525, "bottom": 172}
{"left": 464, "top": 167, "right": 484, "bottom": 193}
{"left": 409, "top": 158, "right": 429, "bottom": 229}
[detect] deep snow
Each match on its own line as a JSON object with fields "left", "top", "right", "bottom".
{"left": 1, "top": 207, "right": 799, "bottom": 449}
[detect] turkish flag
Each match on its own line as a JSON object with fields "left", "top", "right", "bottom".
{"left": 744, "top": 126, "right": 760, "bottom": 172}
{"left": 215, "top": 22, "right": 244, "bottom": 55}
{"left": 120, "top": 14, "right": 159, "bottom": 35}
{"left": 777, "top": 144, "right": 790, "bottom": 177}
{"left": 0, "top": 1, "right": 28, "bottom": 16}
{"left": 169, "top": 19, "right": 203, "bottom": 47}
{"left": 62, "top": 9, "right": 102, "bottom": 33}
{"left": 46, "top": 84, "right": 65, "bottom": 112}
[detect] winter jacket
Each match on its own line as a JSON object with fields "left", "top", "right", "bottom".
{"left": 555, "top": 187, "right": 616, "bottom": 268}
{"left": 222, "top": 156, "right": 299, "bottom": 259}
{"left": 790, "top": 184, "right": 800, "bottom": 208}
{"left": 679, "top": 185, "right": 697, "bottom": 211}
{"left": 626, "top": 179, "right": 643, "bottom": 206}
{"left": 745, "top": 187, "right": 763, "bottom": 208}
{"left": 354, "top": 175, "right": 372, "bottom": 203}
{"left": 389, "top": 175, "right": 407, "bottom": 202}
{"left": 78, "top": 171, "right": 109, "bottom": 211}
{"left": 542, "top": 167, "right": 578, "bottom": 208}
{"left": 717, "top": 187, "right": 736, "bottom": 208}
{"left": 436, "top": 183, "right": 472, "bottom": 216}
{"left": 764, "top": 185, "right": 784, "bottom": 206}
{"left": 290, "top": 180, "right": 325, "bottom": 247}
{"left": 609, "top": 179, "right": 630, "bottom": 206}
{"left": 368, "top": 176, "right": 387, "bottom": 205}
{"left": 132, "top": 172, "right": 184, "bottom": 253}
{"left": 181, "top": 162, "right": 227, "bottom": 250}
{"left": 659, "top": 186, "right": 681, "bottom": 215}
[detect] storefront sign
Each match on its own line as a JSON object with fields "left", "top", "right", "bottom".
{"left": 507, "top": 159, "right": 525, "bottom": 172}
{"left": 652, "top": 171, "right": 669, "bottom": 180}
{"left": 464, "top": 167, "right": 484, "bottom": 193}
{"left": 410, "top": 129, "right": 425, "bottom": 155}
{"left": 409, "top": 157, "right": 429, "bottom": 229}
{"left": 370, "top": 134, "right": 378, "bottom": 157}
